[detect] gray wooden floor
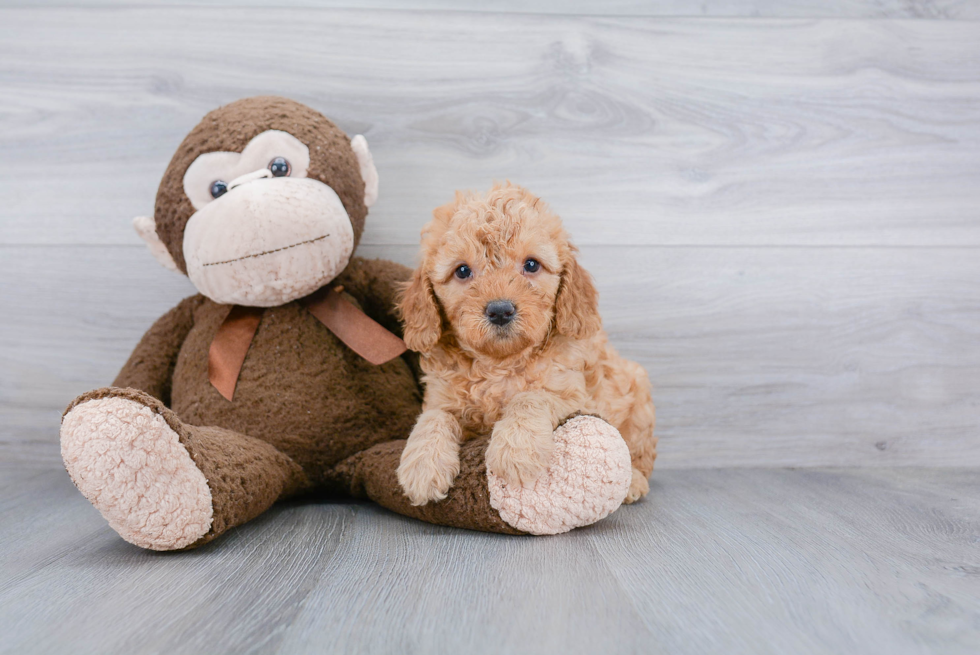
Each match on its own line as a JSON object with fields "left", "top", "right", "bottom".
{"left": 1, "top": 465, "right": 978, "bottom": 655}
{"left": 2, "top": 1, "right": 980, "bottom": 654}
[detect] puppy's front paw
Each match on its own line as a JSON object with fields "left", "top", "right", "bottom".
{"left": 623, "top": 467, "right": 650, "bottom": 504}
{"left": 486, "top": 420, "right": 554, "bottom": 488}
{"left": 397, "top": 436, "right": 460, "bottom": 506}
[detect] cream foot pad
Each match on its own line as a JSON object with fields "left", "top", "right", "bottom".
{"left": 487, "top": 415, "right": 632, "bottom": 535}
{"left": 61, "top": 397, "right": 213, "bottom": 550}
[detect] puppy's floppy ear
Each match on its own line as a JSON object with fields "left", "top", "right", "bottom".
{"left": 399, "top": 266, "right": 442, "bottom": 353}
{"left": 554, "top": 254, "right": 602, "bottom": 339}
{"left": 430, "top": 197, "right": 458, "bottom": 226}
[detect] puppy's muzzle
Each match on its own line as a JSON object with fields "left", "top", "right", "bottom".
{"left": 485, "top": 300, "right": 516, "bottom": 327}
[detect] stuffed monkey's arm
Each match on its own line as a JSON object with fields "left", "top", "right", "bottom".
{"left": 334, "top": 256, "right": 412, "bottom": 338}
{"left": 112, "top": 294, "right": 205, "bottom": 405}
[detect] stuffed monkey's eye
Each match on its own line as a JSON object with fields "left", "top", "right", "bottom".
{"left": 210, "top": 180, "right": 228, "bottom": 199}
{"left": 268, "top": 157, "right": 291, "bottom": 177}
{"left": 454, "top": 264, "right": 472, "bottom": 280}
{"left": 523, "top": 258, "right": 540, "bottom": 273}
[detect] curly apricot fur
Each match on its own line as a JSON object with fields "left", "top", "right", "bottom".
{"left": 398, "top": 183, "right": 656, "bottom": 504}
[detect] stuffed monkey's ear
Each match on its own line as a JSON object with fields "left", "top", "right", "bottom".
{"left": 399, "top": 266, "right": 442, "bottom": 353}
{"left": 554, "top": 255, "right": 602, "bottom": 339}
{"left": 351, "top": 135, "right": 379, "bottom": 208}
{"left": 133, "top": 216, "right": 179, "bottom": 272}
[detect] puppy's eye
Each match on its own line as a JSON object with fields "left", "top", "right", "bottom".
{"left": 523, "top": 258, "right": 540, "bottom": 273}
{"left": 268, "top": 157, "right": 291, "bottom": 177}
{"left": 210, "top": 180, "right": 228, "bottom": 199}
{"left": 454, "top": 264, "right": 472, "bottom": 280}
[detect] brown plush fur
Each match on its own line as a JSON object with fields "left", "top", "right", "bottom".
{"left": 93, "top": 256, "right": 425, "bottom": 545}
{"left": 154, "top": 96, "right": 368, "bottom": 272}
{"left": 335, "top": 435, "right": 524, "bottom": 535}
{"left": 398, "top": 184, "right": 657, "bottom": 505}
{"left": 122, "top": 261, "right": 423, "bottom": 483}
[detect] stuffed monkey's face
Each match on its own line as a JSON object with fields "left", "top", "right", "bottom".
{"left": 177, "top": 130, "right": 354, "bottom": 306}
{"left": 137, "top": 97, "right": 378, "bottom": 307}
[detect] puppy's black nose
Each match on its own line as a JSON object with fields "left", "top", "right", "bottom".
{"left": 485, "top": 300, "right": 516, "bottom": 326}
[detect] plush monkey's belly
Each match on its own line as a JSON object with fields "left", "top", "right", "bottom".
{"left": 169, "top": 299, "right": 421, "bottom": 482}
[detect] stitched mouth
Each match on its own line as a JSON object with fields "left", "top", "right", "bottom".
{"left": 202, "top": 234, "right": 329, "bottom": 267}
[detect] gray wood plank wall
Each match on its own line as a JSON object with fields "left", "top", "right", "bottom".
{"left": 1, "top": 4, "right": 979, "bottom": 469}
{"left": 4, "top": 1, "right": 980, "bottom": 19}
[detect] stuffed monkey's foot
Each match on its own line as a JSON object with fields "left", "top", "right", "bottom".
{"left": 61, "top": 391, "right": 213, "bottom": 550}
{"left": 487, "top": 415, "right": 632, "bottom": 535}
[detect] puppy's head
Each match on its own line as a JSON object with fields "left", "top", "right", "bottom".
{"left": 400, "top": 183, "right": 601, "bottom": 359}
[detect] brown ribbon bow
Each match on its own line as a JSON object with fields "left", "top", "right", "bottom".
{"left": 207, "top": 286, "right": 407, "bottom": 401}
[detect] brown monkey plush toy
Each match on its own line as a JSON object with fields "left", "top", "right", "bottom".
{"left": 60, "top": 97, "right": 633, "bottom": 550}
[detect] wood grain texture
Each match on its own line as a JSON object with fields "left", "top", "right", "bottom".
{"left": 2, "top": 9, "right": 979, "bottom": 465}
{"left": 4, "top": 1, "right": 980, "bottom": 19}
{"left": 3, "top": 244, "right": 978, "bottom": 469}
{"left": 1, "top": 10, "right": 979, "bottom": 248}
{"left": 2, "top": 7, "right": 978, "bottom": 655}
{"left": 1, "top": 466, "right": 978, "bottom": 654}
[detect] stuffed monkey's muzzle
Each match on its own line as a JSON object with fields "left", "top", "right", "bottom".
{"left": 183, "top": 176, "right": 355, "bottom": 307}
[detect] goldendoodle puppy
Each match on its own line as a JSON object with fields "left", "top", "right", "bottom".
{"left": 397, "top": 183, "right": 656, "bottom": 506}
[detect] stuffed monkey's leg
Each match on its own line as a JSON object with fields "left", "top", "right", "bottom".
{"left": 332, "top": 435, "right": 524, "bottom": 534}
{"left": 332, "top": 415, "right": 633, "bottom": 535}
{"left": 61, "top": 387, "right": 308, "bottom": 550}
